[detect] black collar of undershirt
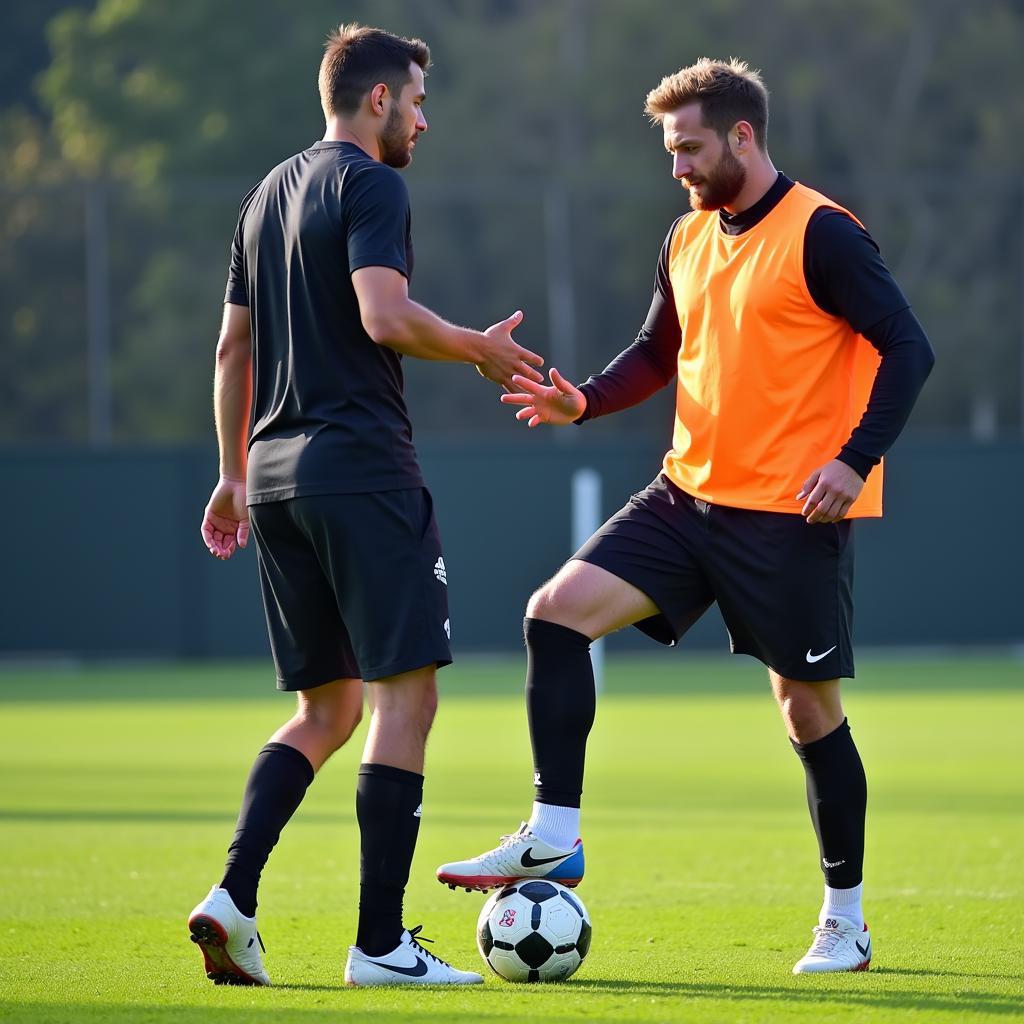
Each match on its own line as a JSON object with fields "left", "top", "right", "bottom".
{"left": 717, "top": 172, "right": 794, "bottom": 236}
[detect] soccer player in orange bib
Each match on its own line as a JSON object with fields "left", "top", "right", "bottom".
{"left": 437, "top": 58, "right": 934, "bottom": 974}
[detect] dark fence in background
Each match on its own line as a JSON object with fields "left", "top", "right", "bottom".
{"left": 1, "top": 439, "right": 1021, "bottom": 663}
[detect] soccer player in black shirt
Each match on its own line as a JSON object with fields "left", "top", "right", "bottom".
{"left": 188, "top": 24, "right": 543, "bottom": 988}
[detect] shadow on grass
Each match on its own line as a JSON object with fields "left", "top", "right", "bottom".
{"left": 0, "top": 808, "right": 338, "bottom": 825}
{"left": 873, "top": 966, "right": 1024, "bottom": 981}
{"left": 0, "top": 1004, "right": 624, "bottom": 1024}
{"left": 0, "top": 808, "right": 470, "bottom": 827}
{"left": 272, "top": 984, "right": 351, "bottom": 993}
{"left": 4, "top": 974, "right": 1022, "bottom": 1024}
{"left": 569, "top": 977, "right": 1023, "bottom": 1016}
{"left": 0, "top": 1008, "right": 514, "bottom": 1024}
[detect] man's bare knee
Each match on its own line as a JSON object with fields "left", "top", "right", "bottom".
{"left": 332, "top": 700, "right": 363, "bottom": 746}
{"left": 780, "top": 694, "right": 823, "bottom": 743}
{"left": 527, "top": 561, "right": 657, "bottom": 640}
{"left": 772, "top": 676, "right": 843, "bottom": 744}
{"left": 297, "top": 682, "right": 363, "bottom": 751}
{"left": 371, "top": 667, "right": 438, "bottom": 738}
{"left": 526, "top": 579, "right": 564, "bottom": 622}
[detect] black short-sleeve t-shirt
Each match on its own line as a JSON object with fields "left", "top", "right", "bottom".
{"left": 226, "top": 140, "right": 424, "bottom": 503}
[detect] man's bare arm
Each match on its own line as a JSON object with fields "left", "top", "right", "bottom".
{"left": 201, "top": 302, "right": 252, "bottom": 560}
{"left": 214, "top": 302, "right": 253, "bottom": 480}
{"left": 351, "top": 266, "right": 543, "bottom": 388}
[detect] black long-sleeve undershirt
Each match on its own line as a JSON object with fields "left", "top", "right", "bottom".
{"left": 576, "top": 174, "right": 935, "bottom": 480}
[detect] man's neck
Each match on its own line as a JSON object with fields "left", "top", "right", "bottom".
{"left": 323, "top": 118, "right": 379, "bottom": 161}
{"left": 722, "top": 156, "right": 779, "bottom": 215}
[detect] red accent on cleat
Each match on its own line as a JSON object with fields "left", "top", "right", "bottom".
{"left": 188, "top": 914, "right": 264, "bottom": 986}
{"left": 436, "top": 873, "right": 582, "bottom": 891}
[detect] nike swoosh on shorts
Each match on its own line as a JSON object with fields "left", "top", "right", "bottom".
{"left": 806, "top": 646, "right": 837, "bottom": 663}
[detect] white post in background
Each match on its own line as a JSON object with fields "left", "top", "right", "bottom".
{"left": 571, "top": 468, "right": 604, "bottom": 693}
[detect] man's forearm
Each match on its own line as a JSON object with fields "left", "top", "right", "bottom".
{"left": 365, "top": 297, "right": 486, "bottom": 364}
{"left": 213, "top": 339, "right": 252, "bottom": 479}
{"left": 836, "top": 307, "right": 935, "bottom": 479}
{"left": 575, "top": 285, "right": 681, "bottom": 422}
{"left": 576, "top": 336, "right": 678, "bottom": 422}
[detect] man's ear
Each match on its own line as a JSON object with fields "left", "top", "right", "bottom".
{"left": 369, "top": 82, "right": 389, "bottom": 117}
{"left": 733, "top": 120, "right": 754, "bottom": 153}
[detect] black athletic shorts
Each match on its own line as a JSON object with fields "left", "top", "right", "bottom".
{"left": 249, "top": 489, "right": 452, "bottom": 690}
{"left": 573, "top": 473, "right": 854, "bottom": 681}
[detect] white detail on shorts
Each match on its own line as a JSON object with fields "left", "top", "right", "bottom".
{"left": 443, "top": 618, "right": 450, "bottom": 639}
{"left": 806, "top": 645, "right": 837, "bottom": 663}
{"left": 414, "top": 803, "right": 422, "bottom": 818}
{"left": 433, "top": 557, "right": 447, "bottom": 585}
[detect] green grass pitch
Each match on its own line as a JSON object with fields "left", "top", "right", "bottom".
{"left": 1, "top": 653, "right": 1022, "bottom": 1023}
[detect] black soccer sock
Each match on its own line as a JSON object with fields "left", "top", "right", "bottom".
{"left": 220, "top": 741, "right": 315, "bottom": 917}
{"left": 525, "top": 617, "right": 597, "bottom": 809}
{"left": 791, "top": 718, "right": 867, "bottom": 889}
{"left": 355, "top": 762, "right": 424, "bottom": 956}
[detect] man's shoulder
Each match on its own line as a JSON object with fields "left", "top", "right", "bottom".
{"left": 339, "top": 156, "right": 409, "bottom": 205}
{"left": 235, "top": 180, "right": 263, "bottom": 221}
{"left": 264, "top": 143, "right": 397, "bottom": 181}
{"left": 264, "top": 147, "right": 314, "bottom": 181}
{"left": 802, "top": 202, "right": 877, "bottom": 260}
{"left": 789, "top": 180, "right": 839, "bottom": 207}
{"left": 253, "top": 146, "right": 409, "bottom": 214}
{"left": 790, "top": 182, "right": 864, "bottom": 225}
{"left": 668, "top": 212, "right": 693, "bottom": 236}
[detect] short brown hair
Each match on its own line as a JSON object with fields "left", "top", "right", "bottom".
{"left": 644, "top": 58, "right": 769, "bottom": 149}
{"left": 318, "top": 23, "right": 430, "bottom": 118}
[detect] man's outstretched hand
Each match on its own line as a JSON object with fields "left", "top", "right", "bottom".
{"left": 475, "top": 310, "right": 545, "bottom": 389}
{"left": 201, "top": 477, "right": 249, "bottom": 559}
{"left": 500, "top": 368, "right": 586, "bottom": 427}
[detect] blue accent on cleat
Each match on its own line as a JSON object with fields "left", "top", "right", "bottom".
{"left": 543, "top": 843, "right": 584, "bottom": 882}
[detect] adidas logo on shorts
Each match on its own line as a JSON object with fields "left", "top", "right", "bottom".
{"left": 433, "top": 557, "right": 447, "bottom": 585}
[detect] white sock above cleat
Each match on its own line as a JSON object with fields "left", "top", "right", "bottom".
{"left": 820, "top": 882, "right": 864, "bottom": 931}
{"left": 344, "top": 926, "right": 483, "bottom": 986}
{"left": 527, "top": 801, "right": 581, "bottom": 850}
{"left": 793, "top": 916, "right": 872, "bottom": 974}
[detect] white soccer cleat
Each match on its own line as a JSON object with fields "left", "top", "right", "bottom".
{"left": 344, "top": 926, "right": 484, "bottom": 986}
{"left": 187, "top": 885, "right": 271, "bottom": 986}
{"left": 436, "top": 822, "right": 584, "bottom": 892}
{"left": 792, "top": 916, "right": 872, "bottom": 974}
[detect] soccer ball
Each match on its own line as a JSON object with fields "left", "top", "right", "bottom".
{"left": 476, "top": 880, "right": 592, "bottom": 982}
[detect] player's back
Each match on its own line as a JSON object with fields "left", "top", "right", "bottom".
{"left": 227, "top": 141, "right": 423, "bottom": 504}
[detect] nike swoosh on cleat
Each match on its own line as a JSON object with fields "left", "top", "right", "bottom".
{"left": 377, "top": 956, "right": 428, "bottom": 977}
{"left": 855, "top": 940, "right": 870, "bottom": 958}
{"left": 520, "top": 848, "right": 572, "bottom": 868}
